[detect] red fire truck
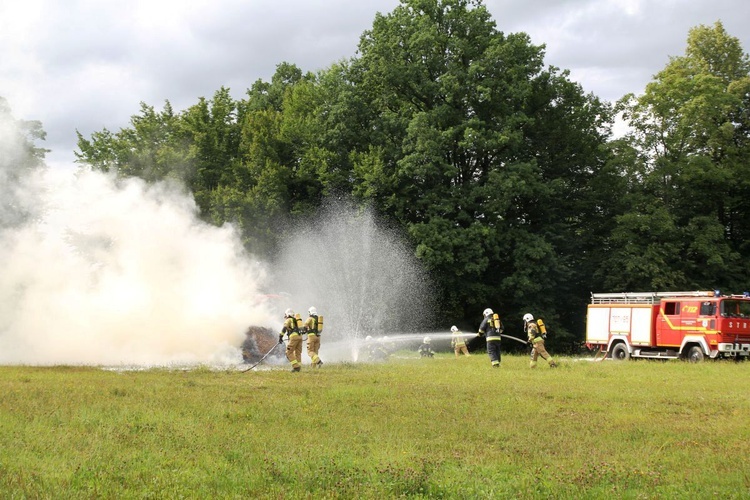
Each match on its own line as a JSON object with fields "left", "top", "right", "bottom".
{"left": 586, "top": 290, "right": 750, "bottom": 361}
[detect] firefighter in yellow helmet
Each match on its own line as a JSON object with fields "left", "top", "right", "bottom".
{"left": 303, "top": 306, "right": 323, "bottom": 367}
{"left": 451, "top": 325, "right": 470, "bottom": 357}
{"left": 477, "top": 308, "right": 504, "bottom": 367}
{"left": 279, "top": 308, "right": 303, "bottom": 372}
{"left": 524, "top": 313, "right": 557, "bottom": 368}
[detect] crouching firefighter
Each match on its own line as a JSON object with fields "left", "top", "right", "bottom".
{"left": 303, "top": 306, "right": 324, "bottom": 368}
{"left": 478, "top": 308, "right": 504, "bottom": 368}
{"left": 279, "top": 308, "right": 303, "bottom": 372}
{"left": 418, "top": 337, "right": 434, "bottom": 358}
{"left": 524, "top": 313, "right": 557, "bottom": 368}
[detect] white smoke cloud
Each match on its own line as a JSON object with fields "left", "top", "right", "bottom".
{"left": 0, "top": 116, "right": 274, "bottom": 366}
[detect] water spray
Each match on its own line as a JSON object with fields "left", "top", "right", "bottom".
{"left": 269, "top": 200, "right": 435, "bottom": 353}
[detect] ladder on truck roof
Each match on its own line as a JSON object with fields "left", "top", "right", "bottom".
{"left": 590, "top": 291, "right": 716, "bottom": 305}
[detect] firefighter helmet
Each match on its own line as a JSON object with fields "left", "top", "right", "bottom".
{"left": 523, "top": 313, "right": 534, "bottom": 322}
{"left": 450, "top": 325, "right": 458, "bottom": 332}
{"left": 424, "top": 336, "right": 431, "bottom": 343}
{"left": 308, "top": 306, "right": 317, "bottom": 316}
{"left": 483, "top": 308, "right": 493, "bottom": 317}
{"left": 365, "top": 336, "right": 373, "bottom": 341}
{"left": 284, "top": 308, "right": 294, "bottom": 318}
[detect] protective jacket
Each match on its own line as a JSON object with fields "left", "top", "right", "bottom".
{"left": 526, "top": 321, "right": 541, "bottom": 343}
{"left": 478, "top": 316, "right": 503, "bottom": 341}
{"left": 451, "top": 330, "right": 466, "bottom": 348}
{"left": 303, "top": 315, "right": 321, "bottom": 335}
{"left": 280, "top": 316, "right": 300, "bottom": 339}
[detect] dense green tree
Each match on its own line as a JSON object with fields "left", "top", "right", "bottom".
{"left": 76, "top": 100, "right": 191, "bottom": 183}
{"left": 613, "top": 21, "right": 750, "bottom": 292}
{"left": 1, "top": 96, "right": 48, "bottom": 173}
{"left": 347, "top": 0, "right": 612, "bottom": 342}
{"left": 1, "top": 96, "right": 48, "bottom": 228}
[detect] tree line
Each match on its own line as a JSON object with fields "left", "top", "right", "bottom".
{"left": 65, "top": 0, "right": 750, "bottom": 350}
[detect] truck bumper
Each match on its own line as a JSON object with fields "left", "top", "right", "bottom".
{"left": 717, "top": 343, "right": 750, "bottom": 356}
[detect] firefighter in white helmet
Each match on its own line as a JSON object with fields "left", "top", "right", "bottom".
{"left": 279, "top": 308, "right": 303, "bottom": 372}
{"left": 418, "top": 336, "right": 434, "bottom": 358}
{"left": 524, "top": 313, "right": 557, "bottom": 368}
{"left": 451, "top": 325, "right": 470, "bottom": 358}
{"left": 303, "top": 306, "right": 323, "bottom": 367}
{"left": 477, "top": 308, "right": 504, "bottom": 367}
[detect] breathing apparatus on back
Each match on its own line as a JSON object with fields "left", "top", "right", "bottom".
{"left": 536, "top": 318, "right": 547, "bottom": 338}
{"left": 307, "top": 306, "right": 324, "bottom": 335}
{"left": 492, "top": 313, "right": 503, "bottom": 332}
{"left": 523, "top": 313, "right": 547, "bottom": 339}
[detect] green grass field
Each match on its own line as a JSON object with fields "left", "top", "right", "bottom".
{"left": 2, "top": 354, "right": 749, "bottom": 498}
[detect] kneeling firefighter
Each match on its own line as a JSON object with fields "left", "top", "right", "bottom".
{"left": 477, "top": 308, "right": 504, "bottom": 367}
{"left": 279, "top": 309, "right": 303, "bottom": 372}
{"left": 418, "top": 337, "right": 434, "bottom": 358}
{"left": 524, "top": 313, "right": 557, "bottom": 368}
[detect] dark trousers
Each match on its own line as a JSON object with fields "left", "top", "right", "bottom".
{"left": 487, "top": 339, "right": 502, "bottom": 366}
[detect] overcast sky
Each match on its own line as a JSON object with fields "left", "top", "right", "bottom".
{"left": 2, "top": 0, "right": 749, "bottom": 170}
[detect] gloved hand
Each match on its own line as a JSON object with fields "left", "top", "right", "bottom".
{"left": 278, "top": 334, "right": 284, "bottom": 344}
{"left": 477, "top": 332, "right": 484, "bottom": 337}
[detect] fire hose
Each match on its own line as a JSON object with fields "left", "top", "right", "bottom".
{"left": 475, "top": 333, "right": 528, "bottom": 345}
{"left": 500, "top": 334, "right": 528, "bottom": 345}
{"left": 240, "top": 343, "right": 281, "bottom": 372}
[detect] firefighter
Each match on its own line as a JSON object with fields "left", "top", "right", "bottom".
{"left": 382, "top": 335, "right": 396, "bottom": 354}
{"left": 477, "top": 308, "right": 504, "bottom": 367}
{"left": 418, "top": 336, "right": 434, "bottom": 358}
{"left": 362, "top": 336, "right": 376, "bottom": 361}
{"left": 524, "top": 313, "right": 557, "bottom": 368}
{"left": 279, "top": 308, "right": 303, "bottom": 372}
{"left": 451, "top": 325, "right": 470, "bottom": 357}
{"left": 303, "top": 306, "right": 323, "bottom": 367}
{"left": 365, "top": 336, "right": 389, "bottom": 361}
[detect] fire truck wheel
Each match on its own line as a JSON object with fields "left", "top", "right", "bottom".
{"left": 686, "top": 346, "right": 705, "bottom": 363}
{"left": 611, "top": 343, "right": 630, "bottom": 361}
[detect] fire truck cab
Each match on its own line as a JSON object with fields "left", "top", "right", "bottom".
{"left": 586, "top": 290, "right": 750, "bottom": 361}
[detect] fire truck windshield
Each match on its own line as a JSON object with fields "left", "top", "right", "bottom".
{"left": 720, "top": 300, "right": 750, "bottom": 318}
